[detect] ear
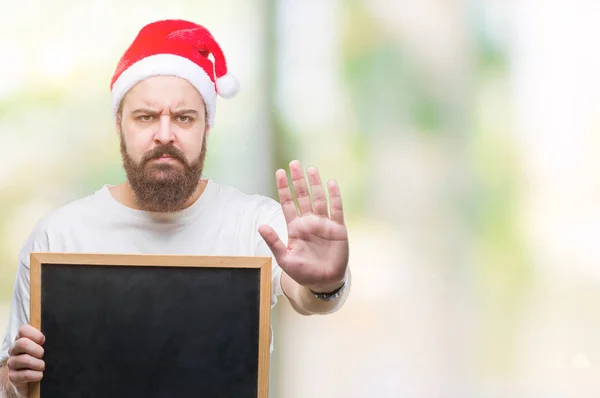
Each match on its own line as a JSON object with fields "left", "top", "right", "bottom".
{"left": 115, "top": 114, "right": 122, "bottom": 135}
{"left": 203, "top": 114, "right": 210, "bottom": 138}
{"left": 115, "top": 99, "right": 125, "bottom": 135}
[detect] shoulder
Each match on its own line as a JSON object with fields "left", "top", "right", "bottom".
{"left": 39, "top": 189, "right": 102, "bottom": 229}
{"left": 208, "top": 181, "right": 287, "bottom": 242}
{"left": 20, "top": 189, "right": 104, "bottom": 252}
{"left": 210, "top": 180, "right": 282, "bottom": 219}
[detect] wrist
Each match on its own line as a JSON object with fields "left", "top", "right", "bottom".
{"left": 5, "top": 382, "right": 24, "bottom": 398}
{"left": 9, "top": 382, "right": 26, "bottom": 398}
{"left": 306, "top": 269, "right": 349, "bottom": 302}
{"left": 307, "top": 280, "right": 345, "bottom": 294}
{"left": 307, "top": 268, "right": 348, "bottom": 294}
{"left": 1, "top": 364, "right": 26, "bottom": 398}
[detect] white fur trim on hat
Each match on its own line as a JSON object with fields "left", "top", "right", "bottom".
{"left": 111, "top": 53, "right": 218, "bottom": 126}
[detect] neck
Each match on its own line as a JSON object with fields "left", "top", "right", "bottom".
{"left": 109, "top": 178, "right": 208, "bottom": 213}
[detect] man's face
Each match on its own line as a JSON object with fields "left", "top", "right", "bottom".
{"left": 117, "top": 75, "right": 209, "bottom": 213}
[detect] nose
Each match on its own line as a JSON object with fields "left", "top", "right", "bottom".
{"left": 153, "top": 114, "right": 175, "bottom": 145}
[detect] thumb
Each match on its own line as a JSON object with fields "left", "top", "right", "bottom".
{"left": 258, "top": 225, "right": 287, "bottom": 261}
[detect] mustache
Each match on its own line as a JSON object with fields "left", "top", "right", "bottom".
{"left": 142, "top": 145, "right": 187, "bottom": 165}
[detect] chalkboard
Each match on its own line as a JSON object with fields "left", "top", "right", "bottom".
{"left": 29, "top": 253, "right": 272, "bottom": 398}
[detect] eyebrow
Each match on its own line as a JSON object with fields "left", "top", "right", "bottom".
{"left": 131, "top": 108, "right": 158, "bottom": 115}
{"left": 172, "top": 109, "right": 199, "bottom": 116}
{"left": 130, "top": 108, "right": 199, "bottom": 116}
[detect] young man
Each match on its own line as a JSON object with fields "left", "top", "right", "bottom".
{"left": 0, "top": 19, "right": 351, "bottom": 397}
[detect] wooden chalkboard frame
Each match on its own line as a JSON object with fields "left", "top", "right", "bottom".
{"left": 29, "top": 252, "right": 272, "bottom": 398}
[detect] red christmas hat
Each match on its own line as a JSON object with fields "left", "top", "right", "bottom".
{"left": 110, "top": 19, "right": 240, "bottom": 127}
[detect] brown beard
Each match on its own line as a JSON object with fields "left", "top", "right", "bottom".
{"left": 119, "top": 134, "right": 207, "bottom": 213}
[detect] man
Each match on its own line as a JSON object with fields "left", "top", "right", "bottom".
{"left": 0, "top": 19, "right": 351, "bottom": 397}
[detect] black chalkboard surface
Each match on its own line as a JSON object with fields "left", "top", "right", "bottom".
{"left": 29, "top": 253, "right": 272, "bottom": 398}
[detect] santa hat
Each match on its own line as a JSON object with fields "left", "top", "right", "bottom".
{"left": 110, "top": 19, "right": 240, "bottom": 127}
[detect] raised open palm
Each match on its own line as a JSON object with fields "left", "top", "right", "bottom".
{"left": 258, "top": 160, "right": 349, "bottom": 292}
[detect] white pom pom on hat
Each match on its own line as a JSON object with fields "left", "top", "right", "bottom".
{"left": 216, "top": 72, "right": 240, "bottom": 99}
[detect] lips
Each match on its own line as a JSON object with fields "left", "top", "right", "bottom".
{"left": 143, "top": 146, "right": 186, "bottom": 165}
{"left": 152, "top": 152, "right": 177, "bottom": 161}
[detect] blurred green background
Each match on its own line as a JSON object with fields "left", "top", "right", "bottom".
{"left": 2, "top": 0, "right": 600, "bottom": 396}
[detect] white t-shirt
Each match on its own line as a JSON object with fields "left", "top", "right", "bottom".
{"left": 0, "top": 179, "right": 288, "bottom": 363}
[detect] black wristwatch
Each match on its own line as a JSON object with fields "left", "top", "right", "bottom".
{"left": 309, "top": 281, "right": 346, "bottom": 301}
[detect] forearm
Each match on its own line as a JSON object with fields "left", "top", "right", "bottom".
{"left": 0, "top": 361, "right": 21, "bottom": 398}
{"left": 281, "top": 268, "right": 351, "bottom": 315}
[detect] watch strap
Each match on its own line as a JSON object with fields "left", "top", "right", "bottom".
{"left": 309, "top": 281, "right": 346, "bottom": 301}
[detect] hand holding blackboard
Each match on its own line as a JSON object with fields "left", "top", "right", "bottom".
{"left": 5, "top": 325, "right": 45, "bottom": 397}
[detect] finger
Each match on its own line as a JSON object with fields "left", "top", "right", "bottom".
{"left": 276, "top": 169, "right": 298, "bottom": 224}
{"left": 10, "top": 338, "right": 44, "bottom": 359}
{"left": 17, "top": 325, "right": 45, "bottom": 345}
{"left": 258, "top": 225, "right": 288, "bottom": 265}
{"left": 328, "top": 180, "right": 345, "bottom": 225}
{"left": 307, "top": 167, "right": 328, "bottom": 217}
{"left": 289, "top": 160, "right": 312, "bottom": 215}
{"left": 8, "top": 354, "right": 45, "bottom": 372}
{"left": 9, "top": 369, "right": 44, "bottom": 384}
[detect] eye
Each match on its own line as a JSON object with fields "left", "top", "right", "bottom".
{"left": 177, "top": 115, "right": 193, "bottom": 123}
{"left": 137, "top": 115, "right": 154, "bottom": 122}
